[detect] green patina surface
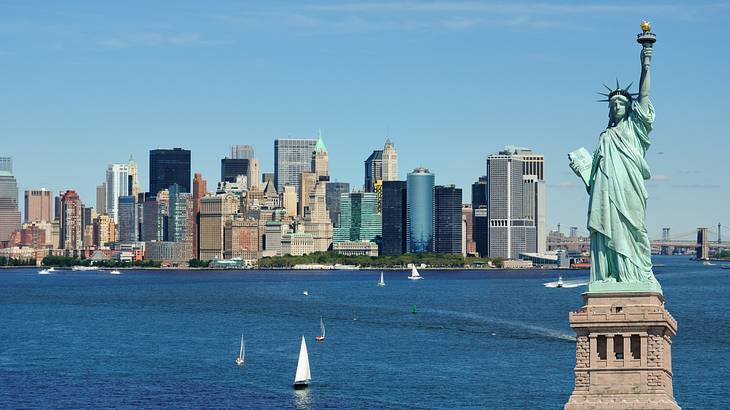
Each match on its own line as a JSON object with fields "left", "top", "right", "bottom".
{"left": 570, "top": 29, "right": 662, "bottom": 294}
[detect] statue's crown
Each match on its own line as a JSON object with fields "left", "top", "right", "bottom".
{"left": 597, "top": 79, "right": 639, "bottom": 103}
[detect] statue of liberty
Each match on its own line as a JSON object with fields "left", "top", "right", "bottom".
{"left": 569, "top": 21, "right": 662, "bottom": 294}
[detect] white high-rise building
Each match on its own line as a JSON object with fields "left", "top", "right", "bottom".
{"left": 105, "top": 163, "right": 129, "bottom": 223}
{"left": 486, "top": 147, "right": 546, "bottom": 259}
{"left": 382, "top": 139, "right": 398, "bottom": 181}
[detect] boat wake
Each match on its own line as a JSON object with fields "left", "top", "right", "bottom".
{"left": 422, "top": 308, "right": 576, "bottom": 342}
{"left": 544, "top": 280, "right": 587, "bottom": 289}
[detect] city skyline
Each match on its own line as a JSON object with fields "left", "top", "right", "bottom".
{"left": 2, "top": 1, "right": 728, "bottom": 237}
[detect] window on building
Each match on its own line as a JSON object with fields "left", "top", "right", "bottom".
{"left": 597, "top": 335, "right": 607, "bottom": 360}
{"left": 614, "top": 335, "right": 624, "bottom": 360}
{"left": 631, "top": 334, "right": 641, "bottom": 360}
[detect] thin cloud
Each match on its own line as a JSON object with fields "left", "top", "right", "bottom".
{"left": 97, "top": 32, "right": 219, "bottom": 50}
{"left": 672, "top": 184, "right": 721, "bottom": 189}
{"left": 550, "top": 181, "right": 578, "bottom": 188}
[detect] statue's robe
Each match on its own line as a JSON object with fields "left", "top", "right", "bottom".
{"left": 588, "top": 100, "right": 658, "bottom": 284}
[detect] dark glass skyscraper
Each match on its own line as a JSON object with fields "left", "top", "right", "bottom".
{"left": 434, "top": 185, "right": 462, "bottom": 254}
{"left": 325, "top": 182, "right": 350, "bottom": 228}
{"left": 406, "top": 168, "right": 434, "bottom": 253}
{"left": 220, "top": 158, "right": 250, "bottom": 183}
{"left": 149, "top": 148, "right": 191, "bottom": 196}
{"left": 381, "top": 180, "right": 407, "bottom": 255}
{"left": 472, "top": 176, "right": 488, "bottom": 257}
{"left": 117, "top": 195, "right": 138, "bottom": 243}
{"left": 364, "top": 150, "right": 383, "bottom": 192}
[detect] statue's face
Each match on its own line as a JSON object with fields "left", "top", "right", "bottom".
{"left": 609, "top": 97, "right": 630, "bottom": 123}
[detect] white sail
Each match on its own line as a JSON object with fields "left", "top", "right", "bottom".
{"left": 294, "top": 336, "right": 311, "bottom": 383}
{"left": 411, "top": 266, "right": 420, "bottom": 278}
{"left": 320, "top": 318, "right": 325, "bottom": 338}
{"left": 239, "top": 335, "right": 244, "bottom": 359}
{"left": 378, "top": 272, "right": 385, "bottom": 286}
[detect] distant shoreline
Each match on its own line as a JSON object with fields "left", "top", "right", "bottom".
{"left": 0, "top": 265, "right": 591, "bottom": 272}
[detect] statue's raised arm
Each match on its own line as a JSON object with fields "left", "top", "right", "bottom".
{"left": 637, "top": 20, "right": 654, "bottom": 111}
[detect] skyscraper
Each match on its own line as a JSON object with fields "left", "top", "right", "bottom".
{"left": 221, "top": 158, "right": 251, "bottom": 184}
{"left": 333, "top": 192, "right": 381, "bottom": 243}
{"left": 93, "top": 213, "right": 115, "bottom": 248}
{"left": 471, "top": 176, "right": 488, "bottom": 257}
{"left": 434, "top": 185, "right": 462, "bottom": 254}
{"left": 364, "top": 150, "right": 383, "bottom": 192}
{"left": 274, "top": 138, "right": 317, "bottom": 193}
{"left": 117, "top": 195, "right": 138, "bottom": 243}
{"left": 0, "top": 157, "right": 11, "bottom": 173}
{"left": 325, "top": 182, "right": 350, "bottom": 228}
{"left": 303, "top": 181, "right": 333, "bottom": 252}
{"left": 407, "top": 167, "right": 435, "bottom": 253}
{"left": 128, "top": 155, "right": 141, "bottom": 198}
{"left": 231, "top": 144, "right": 254, "bottom": 159}
{"left": 381, "top": 180, "right": 407, "bottom": 255}
{"left": 142, "top": 197, "right": 167, "bottom": 242}
{"left": 298, "top": 171, "right": 317, "bottom": 217}
{"left": 192, "top": 173, "right": 208, "bottom": 259}
{"left": 96, "top": 182, "right": 107, "bottom": 214}
{"left": 24, "top": 189, "right": 52, "bottom": 223}
{"left": 0, "top": 159, "right": 21, "bottom": 243}
{"left": 168, "top": 184, "right": 194, "bottom": 259}
{"left": 486, "top": 147, "right": 545, "bottom": 259}
{"left": 281, "top": 185, "right": 297, "bottom": 217}
{"left": 382, "top": 139, "right": 398, "bottom": 181}
{"left": 312, "top": 132, "right": 329, "bottom": 179}
{"left": 106, "top": 163, "right": 129, "bottom": 223}
{"left": 60, "top": 190, "right": 83, "bottom": 250}
{"left": 462, "top": 204, "right": 475, "bottom": 256}
{"left": 199, "top": 193, "right": 240, "bottom": 260}
{"left": 149, "top": 148, "right": 191, "bottom": 196}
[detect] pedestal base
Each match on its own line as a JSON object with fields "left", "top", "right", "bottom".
{"left": 564, "top": 292, "right": 679, "bottom": 410}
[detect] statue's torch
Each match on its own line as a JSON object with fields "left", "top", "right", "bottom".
{"left": 637, "top": 20, "right": 656, "bottom": 48}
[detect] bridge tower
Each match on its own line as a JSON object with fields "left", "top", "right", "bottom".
{"left": 696, "top": 227, "right": 709, "bottom": 260}
{"left": 661, "top": 228, "right": 670, "bottom": 241}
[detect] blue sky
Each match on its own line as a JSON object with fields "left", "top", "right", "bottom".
{"left": 1, "top": 1, "right": 728, "bottom": 240}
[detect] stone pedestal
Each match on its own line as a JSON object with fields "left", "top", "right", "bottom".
{"left": 565, "top": 292, "right": 680, "bottom": 409}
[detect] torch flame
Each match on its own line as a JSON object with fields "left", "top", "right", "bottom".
{"left": 640, "top": 20, "right": 651, "bottom": 33}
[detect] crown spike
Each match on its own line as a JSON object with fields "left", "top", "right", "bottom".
{"left": 597, "top": 92, "right": 610, "bottom": 97}
{"left": 625, "top": 81, "right": 634, "bottom": 92}
{"left": 603, "top": 83, "right": 613, "bottom": 92}
{"left": 616, "top": 78, "right": 620, "bottom": 89}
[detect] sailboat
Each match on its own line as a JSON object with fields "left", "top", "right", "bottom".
{"left": 236, "top": 335, "right": 245, "bottom": 366}
{"left": 110, "top": 269, "right": 121, "bottom": 275}
{"left": 38, "top": 268, "right": 50, "bottom": 275}
{"left": 408, "top": 265, "right": 423, "bottom": 280}
{"left": 293, "top": 336, "right": 311, "bottom": 389}
{"left": 315, "top": 317, "right": 326, "bottom": 342}
{"left": 557, "top": 275, "right": 564, "bottom": 288}
{"left": 378, "top": 272, "right": 386, "bottom": 287}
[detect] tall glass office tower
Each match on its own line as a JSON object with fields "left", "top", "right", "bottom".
{"left": 381, "top": 180, "right": 407, "bottom": 255}
{"left": 333, "top": 192, "right": 381, "bottom": 243}
{"left": 406, "top": 167, "right": 434, "bottom": 253}
{"left": 149, "top": 148, "right": 191, "bottom": 196}
{"left": 274, "top": 139, "right": 317, "bottom": 193}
